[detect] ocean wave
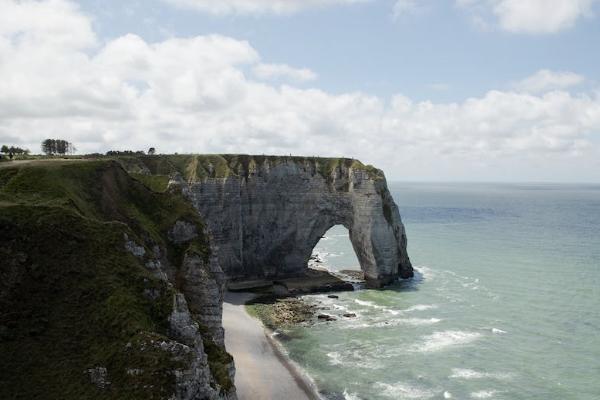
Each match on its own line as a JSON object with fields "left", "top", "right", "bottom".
{"left": 354, "top": 299, "right": 387, "bottom": 309}
{"left": 342, "top": 317, "right": 442, "bottom": 330}
{"left": 470, "top": 390, "right": 501, "bottom": 398}
{"left": 343, "top": 389, "right": 363, "bottom": 400}
{"left": 326, "top": 351, "right": 343, "bottom": 366}
{"left": 372, "top": 318, "right": 442, "bottom": 328}
{"left": 413, "top": 266, "right": 435, "bottom": 281}
{"left": 411, "top": 331, "right": 482, "bottom": 352}
{"left": 374, "top": 382, "right": 438, "bottom": 399}
{"left": 450, "top": 368, "right": 513, "bottom": 381}
{"left": 403, "top": 304, "right": 438, "bottom": 313}
{"left": 324, "top": 349, "right": 382, "bottom": 370}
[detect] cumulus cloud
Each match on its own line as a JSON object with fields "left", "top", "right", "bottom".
{"left": 253, "top": 63, "right": 317, "bottom": 82}
{"left": 514, "top": 70, "right": 585, "bottom": 93}
{"left": 1, "top": 0, "right": 599, "bottom": 180}
{"left": 457, "top": 0, "right": 598, "bottom": 34}
{"left": 161, "top": 0, "right": 367, "bottom": 15}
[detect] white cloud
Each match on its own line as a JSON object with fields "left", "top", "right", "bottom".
{"left": 161, "top": 0, "right": 367, "bottom": 15}
{"left": 457, "top": 0, "right": 598, "bottom": 34}
{"left": 514, "top": 70, "right": 585, "bottom": 93}
{"left": 0, "top": 0, "right": 96, "bottom": 49}
{"left": 1, "top": 0, "right": 599, "bottom": 181}
{"left": 253, "top": 63, "right": 317, "bottom": 82}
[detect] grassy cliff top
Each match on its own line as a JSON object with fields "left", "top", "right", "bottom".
{"left": 0, "top": 160, "right": 219, "bottom": 399}
{"left": 112, "top": 154, "right": 385, "bottom": 185}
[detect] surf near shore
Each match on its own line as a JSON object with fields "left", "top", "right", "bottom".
{"left": 222, "top": 269, "right": 362, "bottom": 400}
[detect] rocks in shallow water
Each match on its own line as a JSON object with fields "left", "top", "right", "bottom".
{"left": 328, "top": 295, "right": 339, "bottom": 299}
{"left": 317, "top": 314, "right": 337, "bottom": 322}
{"left": 343, "top": 313, "right": 357, "bottom": 318}
{"left": 339, "top": 270, "right": 365, "bottom": 281}
{"left": 248, "top": 297, "right": 317, "bottom": 329}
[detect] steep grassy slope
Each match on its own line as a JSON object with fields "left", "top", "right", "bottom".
{"left": 0, "top": 160, "right": 221, "bottom": 399}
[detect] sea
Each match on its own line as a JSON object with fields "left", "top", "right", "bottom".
{"left": 280, "top": 182, "right": 600, "bottom": 400}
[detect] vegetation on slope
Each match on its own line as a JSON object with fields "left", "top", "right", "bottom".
{"left": 0, "top": 160, "right": 220, "bottom": 399}
{"left": 112, "top": 154, "right": 385, "bottom": 183}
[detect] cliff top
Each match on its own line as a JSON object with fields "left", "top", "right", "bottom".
{"left": 113, "top": 154, "right": 385, "bottom": 186}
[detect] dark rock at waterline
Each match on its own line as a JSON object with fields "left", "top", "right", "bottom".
{"left": 328, "top": 295, "right": 339, "bottom": 299}
{"left": 317, "top": 314, "right": 337, "bottom": 321}
{"left": 343, "top": 313, "right": 356, "bottom": 318}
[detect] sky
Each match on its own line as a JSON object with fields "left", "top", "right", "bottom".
{"left": 1, "top": 0, "right": 600, "bottom": 182}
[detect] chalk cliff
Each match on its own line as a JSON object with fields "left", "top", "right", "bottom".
{"left": 124, "top": 155, "right": 413, "bottom": 287}
{"left": 0, "top": 155, "right": 412, "bottom": 399}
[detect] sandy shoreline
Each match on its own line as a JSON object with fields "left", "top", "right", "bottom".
{"left": 222, "top": 292, "right": 320, "bottom": 400}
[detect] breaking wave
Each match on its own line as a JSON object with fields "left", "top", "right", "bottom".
{"left": 411, "top": 331, "right": 482, "bottom": 352}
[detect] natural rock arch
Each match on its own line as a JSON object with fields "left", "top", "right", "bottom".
{"left": 171, "top": 156, "right": 413, "bottom": 287}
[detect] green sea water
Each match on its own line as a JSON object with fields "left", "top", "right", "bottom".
{"left": 281, "top": 182, "right": 600, "bottom": 400}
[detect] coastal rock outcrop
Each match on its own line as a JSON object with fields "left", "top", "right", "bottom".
{"left": 171, "top": 156, "right": 413, "bottom": 287}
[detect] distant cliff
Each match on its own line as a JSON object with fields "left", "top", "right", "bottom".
{"left": 120, "top": 155, "right": 413, "bottom": 287}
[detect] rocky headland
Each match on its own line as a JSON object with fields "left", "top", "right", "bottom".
{"left": 0, "top": 154, "right": 412, "bottom": 399}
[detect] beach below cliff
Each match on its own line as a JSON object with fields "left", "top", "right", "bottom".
{"left": 222, "top": 292, "right": 319, "bottom": 400}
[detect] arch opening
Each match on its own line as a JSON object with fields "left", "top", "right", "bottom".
{"left": 308, "top": 225, "right": 365, "bottom": 281}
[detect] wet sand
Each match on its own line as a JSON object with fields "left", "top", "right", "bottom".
{"left": 223, "top": 292, "right": 319, "bottom": 400}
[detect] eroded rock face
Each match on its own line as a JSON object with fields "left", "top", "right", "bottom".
{"left": 181, "top": 158, "right": 412, "bottom": 287}
{"left": 180, "top": 250, "right": 227, "bottom": 346}
{"left": 168, "top": 293, "right": 235, "bottom": 400}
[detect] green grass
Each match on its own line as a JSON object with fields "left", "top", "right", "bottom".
{"left": 0, "top": 205, "right": 179, "bottom": 399}
{"left": 0, "top": 160, "right": 223, "bottom": 399}
{"left": 109, "top": 154, "right": 385, "bottom": 182}
{"left": 129, "top": 173, "right": 171, "bottom": 193}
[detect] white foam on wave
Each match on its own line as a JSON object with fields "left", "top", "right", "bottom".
{"left": 343, "top": 389, "right": 363, "bottom": 400}
{"left": 411, "top": 331, "right": 482, "bottom": 352}
{"left": 491, "top": 328, "right": 507, "bottom": 334}
{"left": 450, "top": 368, "right": 512, "bottom": 381}
{"left": 354, "top": 299, "right": 386, "bottom": 309}
{"left": 326, "top": 351, "right": 343, "bottom": 366}
{"left": 374, "top": 382, "right": 437, "bottom": 399}
{"left": 373, "top": 318, "right": 442, "bottom": 328}
{"left": 470, "top": 390, "right": 500, "bottom": 398}
{"left": 342, "top": 317, "right": 442, "bottom": 330}
{"left": 382, "top": 304, "right": 438, "bottom": 316}
{"left": 443, "top": 391, "right": 453, "bottom": 399}
{"left": 414, "top": 266, "right": 435, "bottom": 281}
{"left": 404, "top": 304, "right": 438, "bottom": 313}
{"left": 332, "top": 303, "right": 350, "bottom": 312}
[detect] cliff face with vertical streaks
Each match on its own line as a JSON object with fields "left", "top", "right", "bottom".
{"left": 124, "top": 155, "right": 413, "bottom": 287}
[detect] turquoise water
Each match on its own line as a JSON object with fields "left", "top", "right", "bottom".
{"left": 283, "top": 182, "right": 600, "bottom": 400}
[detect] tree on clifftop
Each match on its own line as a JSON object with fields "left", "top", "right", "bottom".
{"left": 1, "top": 145, "right": 30, "bottom": 155}
{"left": 42, "top": 139, "right": 73, "bottom": 155}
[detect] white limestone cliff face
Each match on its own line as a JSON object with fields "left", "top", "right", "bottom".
{"left": 172, "top": 157, "right": 412, "bottom": 287}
